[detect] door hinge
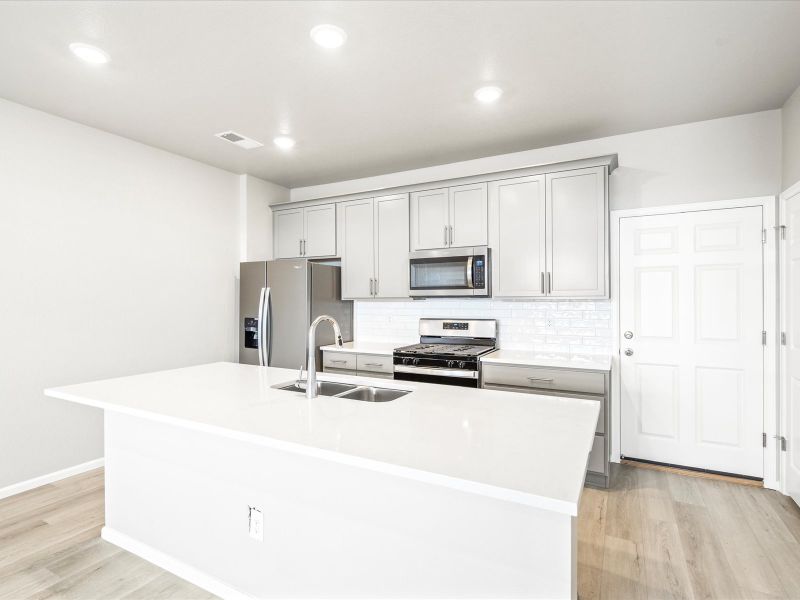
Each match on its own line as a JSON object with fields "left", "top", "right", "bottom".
{"left": 776, "top": 225, "right": 786, "bottom": 240}
{"left": 782, "top": 331, "right": 787, "bottom": 345}
{"left": 762, "top": 229, "right": 767, "bottom": 244}
{"left": 762, "top": 330, "right": 767, "bottom": 345}
{"left": 763, "top": 432, "right": 767, "bottom": 448}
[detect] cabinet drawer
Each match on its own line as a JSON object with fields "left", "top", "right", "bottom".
{"left": 356, "top": 354, "right": 394, "bottom": 375}
{"left": 322, "top": 352, "right": 357, "bottom": 372}
{"left": 587, "top": 434, "right": 607, "bottom": 475}
{"left": 482, "top": 363, "right": 605, "bottom": 395}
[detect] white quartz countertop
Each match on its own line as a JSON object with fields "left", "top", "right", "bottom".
{"left": 320, "top": 341, "right": 405, "bottom": 355}
{"left": 481, "top": 350, "right": 612, "bottom": 372}
{"left": 45, "top": 362, "right": 599, "bottom": 515}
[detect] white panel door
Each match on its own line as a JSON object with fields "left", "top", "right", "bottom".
{"left": 784, "top": 190, "right": 800, "bottom": 505}
{"left": 374, "top": 193, "right": 410, "bottom": 298}
{"left": 620, "top": 207, "right": 764, "bottom": 477}
{"left": 410, "top": 188, "right": 449, "bottom": 250}
{"left": 274, "top": 209, "right": 303, "bottom": 259}
{"left": 339, "top": 198, "right": 374, "bottom": 299}
{"left": 546, "top": 167, "right": 607, "bottom": 297}
{"left": 489, "top": 176, "right": 546, "bottom": 297}
{"left": 303, "top": 203, "right": 336, "bottom": 257}
{"left": 449, "top": 183, "right": 488, "bottom": 247}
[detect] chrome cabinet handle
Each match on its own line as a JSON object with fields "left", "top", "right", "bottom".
{"left": 374, "top": 278, "right": 379, "bottom": 296}
{"left": 330, "top": 359, "right": 347, "bottom": 364}
{"left": 299, "top": 239, "right": 302, "bottom": 256}
{"left": 449, "top": 225, "right": 453, "bottom": 246}
{"left": 540, "top": 272, "right": 545, "bottom": 294}
{"left": 527, "top": 377, "right": 554, "bottom": 383}
{"left": 363, "top": 362, "right": 383, "bottom": 367}
{"left": 444, "top": 225, "right": 448, "bottom": 246}
{"left": 547, "top": 272, "right": 552, "bottom": 294}
{"left": 369, "top": 278, "right": 374, "bottom": 296}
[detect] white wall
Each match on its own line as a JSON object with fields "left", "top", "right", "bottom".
{"left": 239, "top": 174, "right": 289, "bottom": 262}
{"left": 0, "top": 99, "right": 241, "bottom": 490}
{"left": 783, "top": 85, "right": 800, "bottom": 191}
{"left": 290, "top": 111, "right": 782, "bottom": 210}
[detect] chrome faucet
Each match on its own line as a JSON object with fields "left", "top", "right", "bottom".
{"left": 305, "top": 315, "right": 343, "bottom": 399}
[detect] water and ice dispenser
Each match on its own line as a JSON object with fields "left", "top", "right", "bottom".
{"left": 243, "top": 317, "right": 259, "bottom": 349}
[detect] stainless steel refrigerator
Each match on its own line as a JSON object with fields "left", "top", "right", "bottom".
{"left": 239, "top": 260, "right": 353, "bottom": 369}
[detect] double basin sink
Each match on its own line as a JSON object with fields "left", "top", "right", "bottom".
{"left": 273, "top": 380, "right": 410, "bottom": 402}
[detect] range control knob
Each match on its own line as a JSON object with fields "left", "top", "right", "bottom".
{"left": 447, "top": 360, "right": 456, "bottom": 368}
{"left": 412, "top": 358, "right": 421, "bottom": 366}
{"left": 458, "top": 361, "right": 466, "bottom": 369}
{"left": 403, "top": 357, "right": 412, "bottom": 365}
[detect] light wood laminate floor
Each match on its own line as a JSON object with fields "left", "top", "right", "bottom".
{"left": 2, "top": 465, "right": 800, "bottom": 599}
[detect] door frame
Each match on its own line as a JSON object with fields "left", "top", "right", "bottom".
{"left": 610, "top": 196, "right": 779, "bottom": 490}
{"left": 780, "top": 180, "right": 800, "bottom": 496}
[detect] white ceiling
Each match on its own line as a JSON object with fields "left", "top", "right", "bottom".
{"left": 2, "top": 1, "right": 800, "bottom": 188}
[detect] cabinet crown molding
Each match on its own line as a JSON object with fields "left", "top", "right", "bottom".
{"left": 271, "top": 154, "right": 618, "bottom": 211}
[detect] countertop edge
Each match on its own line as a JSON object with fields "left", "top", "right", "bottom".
{"left": 44, "top": 386, "right": 581, "bottom": 517}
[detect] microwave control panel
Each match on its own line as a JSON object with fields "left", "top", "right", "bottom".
{"left": 473, "top": 258, "right": 485, "bottom": 289}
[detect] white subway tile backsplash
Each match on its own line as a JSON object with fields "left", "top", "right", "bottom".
{"left": 355, "top": 298, "right": 613, "bottom": 355}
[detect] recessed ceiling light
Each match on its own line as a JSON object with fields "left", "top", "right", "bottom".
{"left": 273, "top": 136, "right": 296, "bottom": 150}
{"left": 474, "top": 86, "right": 503, "bottom": 104}
{"left": 69, "top": 42, "right": 110, "bottom": 64}
{"left": 310, "top": 24, "right": 347, "bottom": 49}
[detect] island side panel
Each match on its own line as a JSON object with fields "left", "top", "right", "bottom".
{"left": 103, "top": 411, "right": 577, "bottom": 599}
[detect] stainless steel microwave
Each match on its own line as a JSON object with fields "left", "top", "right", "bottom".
{"left": 409, "top": 247, "right": 491, "bottom": 298}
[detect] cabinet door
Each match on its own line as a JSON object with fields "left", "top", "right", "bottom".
{"left": 374, "top": 193, "right": 410, "bottom": 298}
{"left": 545, "top": 167, "right": 607, "bottom": 297}
{"left": 339, "top": 198, "right": 375, "bottom": 299}
{"left": 489, "top": 176, "right": 546, "bottom": 297}
{"left": 449, "top": 183, "right": 487, "bottom": 247}
{"left": 274, "top": 209, "right": 303, "bottom": 258}
{"left": 410, "top": 188, "right": 449, "bottom": 250}
{"left": 303, "top": 203, "right": 337, "bottom": 257}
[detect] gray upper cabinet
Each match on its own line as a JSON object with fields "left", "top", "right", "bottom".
{"left": 410, "top": 184, "right": 487, "bottom": 250}
{"left": 545, "top": 167, "right": 607, "bottom": 297}
{"left": 339, "top": 193, "right": 409, "bottom": 299}
{"left": 489, "top": 175, "right": 547, "bottom": 297}
{"left": 274, "top": 208, "right": 304, "bottom": 259}
{"left": 273, "top": 203, "right": 336, "bottom": 259}
{"left": 489, "top": 166, "right": 608, "bottom": 299}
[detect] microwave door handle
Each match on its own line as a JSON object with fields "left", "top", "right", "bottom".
{"left": 466, "top": 256, "right": 474, "bottom": 288}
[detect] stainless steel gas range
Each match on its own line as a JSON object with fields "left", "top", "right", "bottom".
{"left": 393, "top": 318, "right": 497, "bottom": 387}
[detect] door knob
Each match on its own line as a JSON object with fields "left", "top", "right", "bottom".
{"left": 624, "top": 331, "right": 633, "bottom": 339}
{"left": 624, "top": 348, "right": 634, "bottom": 356}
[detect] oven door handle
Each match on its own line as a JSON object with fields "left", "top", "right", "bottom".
{"left": 394, "top": 365, "right": 478, "bottom": 379}
{"left": 466, "top": 256, "right": 474, "bottom": 289}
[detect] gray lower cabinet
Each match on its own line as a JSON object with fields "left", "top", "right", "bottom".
{"left": 481, "top": 362, "right": 611, "bottom": 488}
{"left": 322, "top": 351, "right": 394, "bottom": 379}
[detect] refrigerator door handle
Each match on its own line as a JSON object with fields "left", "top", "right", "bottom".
{"left": 265, "top": 287, "right": 272, "bottom": 366}
{"left": 257, "top": 287, "right": 266, "bottom": 365}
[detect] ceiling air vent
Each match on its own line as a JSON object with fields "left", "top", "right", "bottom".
{"left": 215, "top": 131, "right": 264, "bottom": 149}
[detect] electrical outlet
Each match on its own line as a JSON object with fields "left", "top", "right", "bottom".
{"left": 248, "top": 506, "right": 263, "bottom": 541}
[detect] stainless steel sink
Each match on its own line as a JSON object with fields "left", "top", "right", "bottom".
{"left": 336, "top": 386, "right": 411, "bottom": 402}
{"left": 273, "top": 381, "right": 357, "bottom": 396}
{"left": 274, "top": 380, "right": 410, "bottom": 402}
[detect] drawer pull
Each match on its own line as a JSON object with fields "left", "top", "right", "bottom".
{"left": 363, "top": 362, "right": 383, "bottom": 367}
{"left": 527, "top": 377, "right": 554, "bottom": 383}
{"left": 330, "top": 359, "right": 348, "bottom": 364}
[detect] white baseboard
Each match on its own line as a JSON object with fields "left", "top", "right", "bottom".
{"left": 0, "top": 457, "right": 105, "bottom": 501}
{"left": 101, "top": 527, "right": 253, "bottom": 600}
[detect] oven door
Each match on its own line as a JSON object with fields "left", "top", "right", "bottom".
{"left": 409, "top": 247, "right": 490, "bottom": 297}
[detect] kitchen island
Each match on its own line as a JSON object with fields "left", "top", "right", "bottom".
{"left": 45, "top": 362, "right": 600, "bottom": 599}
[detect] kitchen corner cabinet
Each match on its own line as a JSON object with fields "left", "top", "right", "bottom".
{"left": 410, "top": 183, "right": 487, "bottom": 250}
{"left": 338, "top": 193, "right": 409, "bottom": 299}
{"left": 489, "top": 166, "right": 608, "bottom": 298}
{"left": 273, "top": 203, "right": 336, "bottom": 259}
